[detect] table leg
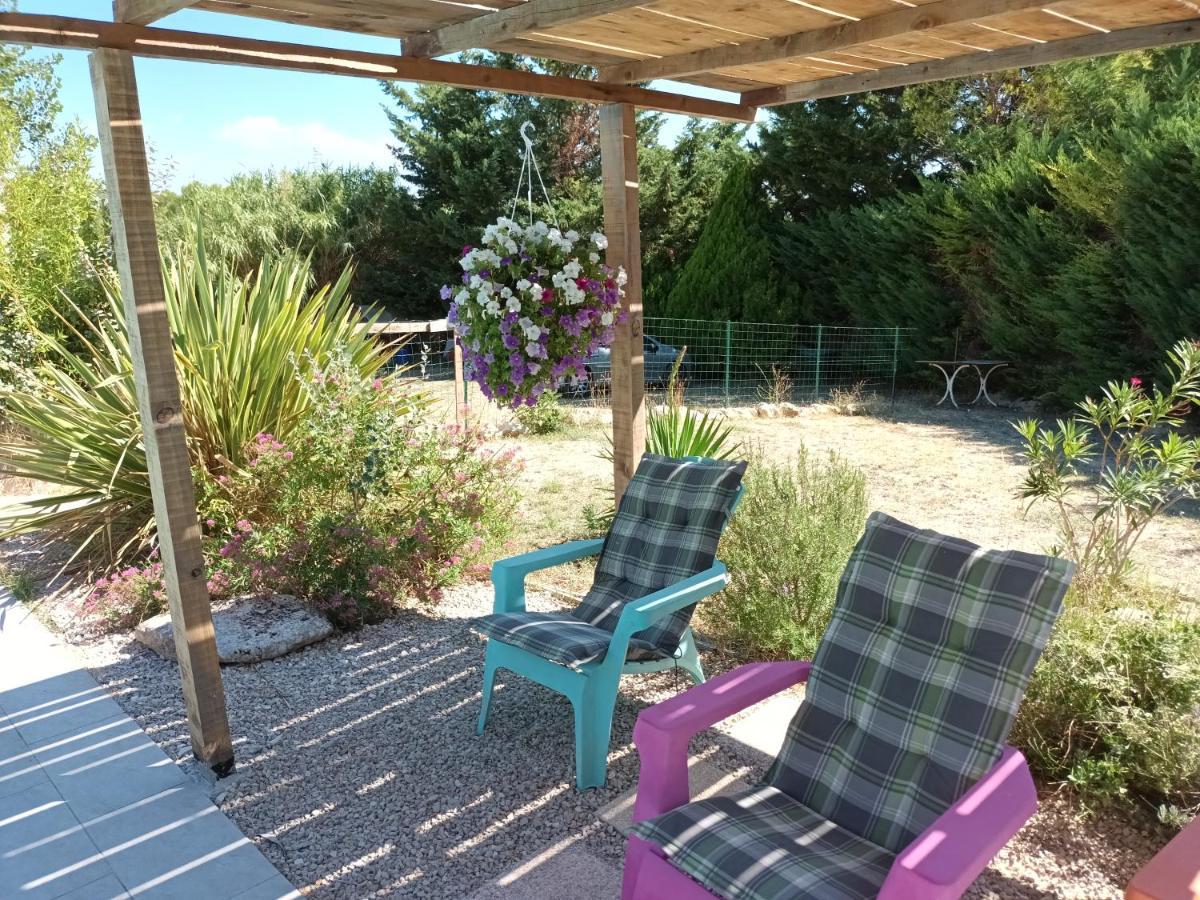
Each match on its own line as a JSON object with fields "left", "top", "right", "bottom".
{"left": 971, "top": 364, "right": 1008, "bottom": 406}
{"left": 930, "top": 364, "right": 954, "bottom": 407}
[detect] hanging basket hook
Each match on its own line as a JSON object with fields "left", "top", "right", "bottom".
{"left": 519, "top": 120, "right": 536, "bottom": 154}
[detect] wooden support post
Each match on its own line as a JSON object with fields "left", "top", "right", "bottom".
{"left": 90, "top": 48, "right": 234, "bottom": 776}
{"left": 453, "top": 340, "right": 467, "bottom": 421}
{"left": 600, "top": 102, "right": 645, "bottom": 505}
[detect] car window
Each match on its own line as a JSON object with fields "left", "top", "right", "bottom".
{"left": 643, "top": 337, "right": 657, "bottom": 353}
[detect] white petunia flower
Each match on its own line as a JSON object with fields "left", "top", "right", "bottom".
{"left": 592, "top": 233, "right": 608, "bottom": 250}
{"left": 506, "top": 295, "right": 522, "bottom": 312}
{"left": 601, "top": 311, "right": 614, "bottom": 326}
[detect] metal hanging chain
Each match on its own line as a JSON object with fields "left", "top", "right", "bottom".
{"left": 508, "top": 120, "right": 560, "bottom": 229}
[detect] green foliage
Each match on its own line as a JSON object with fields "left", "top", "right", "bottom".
{"left": 201, "top": 354, "right": 520, "bottom": 627}
{"left": 664, "top": 160, "right": 785, "bottom": 323}
{"left": 645, "top": 406, "right": 739, "bottom": 461}
{"left": 704, "top": 447, "right": 867, "bottom": 660}
{"left": 0, "top": 41, "right": 106, "bottom": 399}
{"left": 0, "top": 239, "right": 389, "bottom": 571}
{"left": 1012, "top": 581, "right": 1200, "bottom": 818}
{"left": 77, "top": 559, "right": 166, "bottom": 636}
{"left": 515, "top": 391, "right": 569, "bottom": 435}
{"left": 1015, "top": 340, "right": 1200, "bottom": 584}
{"left": 155, "top": 168, "right": 422, "bottom": 313}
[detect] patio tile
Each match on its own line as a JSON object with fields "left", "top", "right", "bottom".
{"left": 0, "top": 724, "right": 51, "bottom": 802}
{"left": 228, "top": 873, "right": 303, "bottom": 900}
{"left": 51, "top": 873, "right": 131, "bottom": 900}
{"left": 32, "top": 718, "right": 188, "bottom": 820}
{"left": 6, "top": 686, "right": 132, "bottom": 747}
{"left": 83, "top": 784, "right": 282, "bottom": 900}
{"left": 467, "top": 844, "right": 622, "bottom": 900}
{"left": 0, "top": 780, "right": 118, "bottom": 900}
{"left": 713, "top": 688, "right": 803, "bottom": 759}
{"left": 597, "top": 757, "right": 752, "bottom": 837}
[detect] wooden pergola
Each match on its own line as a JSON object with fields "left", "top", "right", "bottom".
{"left": 1, "top": 0, "right": 1196, "bottom": 776}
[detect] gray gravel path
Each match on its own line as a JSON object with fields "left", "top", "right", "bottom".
{"left": 67, "top": 582, "right": 1167, "bottom": 899}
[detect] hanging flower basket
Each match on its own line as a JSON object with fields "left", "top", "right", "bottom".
{"left": 440, "top": 124, "right": 625, "bottom": 408}
{"left": 445, "top": 220, "right": 625, "bottom": 408}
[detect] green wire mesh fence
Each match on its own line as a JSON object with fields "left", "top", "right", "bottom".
{"left": 385, "top": 318, "right": 914, "bottom": 407}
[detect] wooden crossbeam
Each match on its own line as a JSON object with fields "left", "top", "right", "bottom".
{"left": 115, "top": 0, "right": 198, "bottom": 25}
{"left": 90, "top": 47, "right": 234, "bottom": 775}
{"left": 0, "top": 12, "right": 755, "bottom": 122}
{"left": 405, "top": 0, "right": 645, "bottom": 59}
{"left": 601, "top": 0, "right": 1048, "bottom": 84}
{"left": 744, "top": 17, "right": 1200, "bottom": 106}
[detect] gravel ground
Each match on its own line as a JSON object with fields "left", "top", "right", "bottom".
{"left": 66, "top": 581, "right": 1170, "bottom": 900}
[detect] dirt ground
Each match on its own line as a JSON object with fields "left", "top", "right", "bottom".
{"left": 479, "top": 394, "right": 1200, "bottom": 602}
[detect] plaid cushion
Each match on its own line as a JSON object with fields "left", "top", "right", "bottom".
{"left": 631, "top": 784, "right": 893, "bottom": 900}
{"left": 573, "top": 454, "right": 747, "bottom": 656}
{"left": 473, "top": 612, "right": 631, "bottom": 669}
{"left": 768, "top": 512, "right": 1074, "bottom": 853}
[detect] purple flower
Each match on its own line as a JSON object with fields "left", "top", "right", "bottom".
{"left": 440, "top": 285, "right": 453, "bottom": 301}
{"left": 502, "top": 333, "right": 520, "bottom": 350}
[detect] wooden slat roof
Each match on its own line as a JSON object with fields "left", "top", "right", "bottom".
{"left": 181, "top": 0, "right": 1200, "bottom": 103}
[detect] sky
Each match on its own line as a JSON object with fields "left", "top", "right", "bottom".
{"left": 18, "top": 0, "right": 742, "bottom": 190}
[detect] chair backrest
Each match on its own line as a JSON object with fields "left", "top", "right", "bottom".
{"left": 572, "top": 453, "right": 747, "bottom": 654}
{"left": 768, "top": 512, "right": 1073, "bottom": 853}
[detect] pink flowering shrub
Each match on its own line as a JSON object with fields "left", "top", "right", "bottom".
{"left": 445, "top": 217, "right": 626, "bottom": 408}
{"left": 199, "top": 351, "right": 520, "bottom": 628}
{"left": 78, "top": 557, "right": 166, "bottom": 635}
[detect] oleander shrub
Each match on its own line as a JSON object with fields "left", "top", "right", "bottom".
{"left": 703, "top": 446, "right": 867, "bottom": 660}
{"left": 200, "top": 352, "right": 521, "bottom": 628}
{"left": 1012, "top": 580, "right": 1200, "bottom": 820}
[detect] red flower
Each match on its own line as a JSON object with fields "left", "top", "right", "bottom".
{"left": 1130, "top": 376, "right": 1143, "bottom": 389}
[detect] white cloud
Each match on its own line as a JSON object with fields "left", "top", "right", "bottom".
{"left": 213, "top": 115, "right": 395, "bottom": 171}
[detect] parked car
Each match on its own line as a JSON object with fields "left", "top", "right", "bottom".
{"left": 580, "top": 335, "right": 686, "bottom": 388}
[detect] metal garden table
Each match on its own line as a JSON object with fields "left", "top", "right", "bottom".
{"left": 918, "top": 359, "right": 1009, "bottom": 409}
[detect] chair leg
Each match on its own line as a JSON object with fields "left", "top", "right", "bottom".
{"left": 676, "top": 632, "right": 706, "bottom": 685}
{"left": 477, "top": 645, "right": 500, "bottom": 736}
{"left": 573, "top": 683, "right": 618, "bottom": 790}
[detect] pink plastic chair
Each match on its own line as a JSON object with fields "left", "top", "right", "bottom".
{"left": 621, "top": 661, "right": 1040, "bottom": 900}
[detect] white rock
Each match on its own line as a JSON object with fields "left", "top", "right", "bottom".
{"left": 779, "top": 402, "right": 802, "bottom": 418}
{"left": 134, "top": 593, "right": 333, "bottom": 665}
{"left": 755, "top": 402, "right": 779, "bottom": 418}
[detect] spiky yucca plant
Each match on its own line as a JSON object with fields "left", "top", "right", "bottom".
{"left": 0, "top": 239, "right": 389, "bottom": 570}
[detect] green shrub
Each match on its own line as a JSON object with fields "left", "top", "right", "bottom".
{"left": 1015, "top": 339, "right": 1200, "bottom": 584}
{"left": 1012, "top": 581, "right": 1200, "bottom": 819}
{"left": 0, "top": 239, "right": 389, "bottom": 571}
{"left": 76, "top": 558, "right": 166, "bottom": 636}
{"left": 201, "top": 352, "right": 520, "bottom": 628}
{"left": 702, "top": 447, "right": 867, "bottom": 660}
{"left": 515, "top": 392, "right": 568, "bottom": 435}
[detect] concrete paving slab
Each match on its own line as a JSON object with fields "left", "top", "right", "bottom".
{"left": 467, "top": 843, "right": 622, "bottom": 900}
{"left": 228, "top": 872, "right": 304, "bottom": 900}
{"left": 32, "top": 718, "right": 189, "bottom": 820}
{"left": 51, "top": 873, "right": 130, "bottom": 900}
{"left": 597, "top": 756, "right": 752, "bottom": 837}
{"left": 712, "top": 689, "right": 803, "bottom": 759}
{"left": 0, "top": 724, "right": 51, "bottom": 802}
{"left": 0, "top": 780, "right": 117, "bottom": 900}
{"left": 83, "top": 784, "right": 280, "bottom": 900}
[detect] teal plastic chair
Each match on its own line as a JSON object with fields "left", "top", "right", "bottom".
{"left": 473, "top": 454, "right": 746, "bottom": 790}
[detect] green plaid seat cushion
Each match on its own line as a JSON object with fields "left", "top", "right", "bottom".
{"left": 472, "top": 612, "right": 658, "bottom": 670}
{"left": 631, "top": 784, "right": 894, "bottom": 900}
{"left": 573, "top": 454, "right": 747, "bottom": 656}
{"left": 767, "top": 512, "right": 1074, "bottom": 853}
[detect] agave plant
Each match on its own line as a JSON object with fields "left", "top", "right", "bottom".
{"left": 0, "top": 238, "right": 390, "bottom": 571}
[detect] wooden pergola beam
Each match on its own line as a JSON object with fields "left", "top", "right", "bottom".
{"left": 114, "top": 0, "right": 198, "bottom": 25}
{"left": 0, "top": 13, "right": 756, "bottom": 122}
{"left": 405, "top": 0, "right": 646, "bottom": 58}
{"left": 601, "top": 0, "right": 1048, "bottom": 84}
{"left": 744, "top": 17, "right": 1200, "bottom": 106}
{"left": 599, "top": 102, "right": 645, "bottom": 503}
{"left": 90, "top": 47, "right": 234, "bottom": 776}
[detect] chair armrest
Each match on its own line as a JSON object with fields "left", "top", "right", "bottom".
{"left": 631, "top": 660, "right": 812, "bottom": 823}
{"left": 611, "top": 564, "right": 731, "bottom": 640}
{"left": 491, "top": 538, "right": 604, "bottom": 613}
{"left": 878, "top": 746, "right": 1038, "bottom": 900}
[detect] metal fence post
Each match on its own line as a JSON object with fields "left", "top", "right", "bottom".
{"left": 814, "top": 324, "right": 823, "bottom": 400}
{"left": 723, "top": 320, "right": 732, "bottom": 401}
{"left": 891, "top": 326, "right": 900, "bottom": 404}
